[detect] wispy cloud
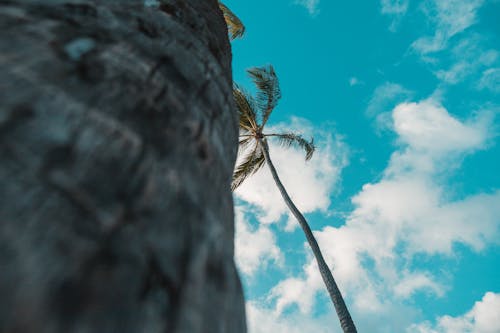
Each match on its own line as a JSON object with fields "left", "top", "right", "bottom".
{"left": 412, "top": 0, "right": 486, "bottom": 55}
{"left": 366, "top": 82, "right": 413, "bottom": 132}
{"left": 478, "top": 68, "right": 500, "bottom": 93}
{"left": 349, "top": 77, "right": 364, "bottom": 86}
{"left": 294, "top": 0, "right": 320, "bottom": 16}
{"left": 381, "top": 0, "right": 409, "bottom": 14}
{"left": 434, "top": 35, "right": 498, "bottom": 84}
{"left": 408, "top": 292, "right": 500, "bottom": 333}
{"left": 404, "top": 0, "right": 500, "bottom": 88}
{"left": 367, "top": 82, "right": 413, "bottom": 117}
{"left": 380, "top": 0, "right": 410, "bottom": 31}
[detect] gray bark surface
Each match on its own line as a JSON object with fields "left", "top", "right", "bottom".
{"left": 0, "top": 1, "right": 245, "bottom": 332}
{"left": 261, "top": 140, "right": 357, "bottom": 333}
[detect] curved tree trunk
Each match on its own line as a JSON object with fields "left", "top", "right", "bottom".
{"left": 0, "top": 1, "right": 245, "bottom": 332}
{"left": 260, "top": 140, "right": 357, "bottom": 333}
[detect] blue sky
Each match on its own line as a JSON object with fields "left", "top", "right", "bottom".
{"left": 225, "top": 0, "right": 500, "bottom": 332}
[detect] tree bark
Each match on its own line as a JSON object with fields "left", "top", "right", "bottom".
{"left": 260, "top": 140, "right": 357, "bottom": 333}
{"left": 0, "top": 1, "right": 245, "bottom": 332}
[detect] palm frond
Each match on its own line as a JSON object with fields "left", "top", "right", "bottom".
{"left": 233, "top": 84, "right": 258, "bottom": 132}
{"left": 218, "top": 2, "right": 245, "bottom": 40}
{"left": 272, "top": 133, "right": 315, "bottom": 161}
{"left": 238, "top": 136, "right": 254, "bottom": 154}
{"left": 232, "top": 144, "right": 265, "bottom": 191}
{"left": 246, "top": 65, "right": 281, "bottom": 127}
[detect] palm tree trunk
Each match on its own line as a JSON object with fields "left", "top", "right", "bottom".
{"left": 260, "top": 139, "right": 357, "bottom": 333}
{"left": 0, "top": 1, "right": 245, "bottom": 332}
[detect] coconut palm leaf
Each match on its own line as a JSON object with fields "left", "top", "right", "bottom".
{"left": 238, "top": 136, "right": 254, "bottom": 154}
{"left": 273, "top": 133, "right": 315, "bottom": 160}
{"left": 231, "top": 146, "right": 265, "bottom": 191}
{"left": 218, "top": 2, "right": 245, "bottom": 40}
{"left": 233, "top": 85, "right": 258, "bottom": 132}
{"left": 246, "top": 66, "right": 281, "bottom": 127}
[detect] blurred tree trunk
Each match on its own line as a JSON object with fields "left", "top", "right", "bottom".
{"left": 0, "top": 1, "right": 245, "bottom": 332}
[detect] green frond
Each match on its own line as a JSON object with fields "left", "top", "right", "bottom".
{"left": 271, "top": 133, "right": 315, "bottom": 161}
{"left": 246, "top": 65, "right": 281, "bottom": 127}
{"left": 218, "top": 2, "right": 245, "bottom": 40}
{"left": 232, "top": 144, "right": 265, "bottom": 191}
{"left": 233, "top": 84, "right": 259, "bottom": 132}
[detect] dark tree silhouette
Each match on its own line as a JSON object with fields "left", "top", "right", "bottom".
{"left": 0, "top": 1, "right": 245, "bottom": 332}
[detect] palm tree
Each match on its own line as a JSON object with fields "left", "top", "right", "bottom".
{"left": 233, "top": 65, "right": 357, "bottom": 333}
{"left": 218, "top": 2, "right": 245, "bottom": 40}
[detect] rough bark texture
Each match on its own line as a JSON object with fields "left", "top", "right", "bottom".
{"left": 261, "top": 140, "right": 357, "bottom": 333}
{"left": 0, "top": 0, "right": 245, "bottom": 332}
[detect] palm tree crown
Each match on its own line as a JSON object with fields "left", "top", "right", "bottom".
{"left": 232, "top": 65, "right": 315, "bottom": 190}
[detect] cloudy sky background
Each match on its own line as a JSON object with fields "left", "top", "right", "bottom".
{"left": 224, "top": 0, "right": 500, "bottom": 331}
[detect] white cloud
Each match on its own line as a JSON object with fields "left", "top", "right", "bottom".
{"left": 381, "top": 0, "right": 410, "bottom": 31}
{"left": 234, "top": 117, "right": 348, "bottom": 226}
{"left": 294, "top": 0, "right": 320, "bottom": 15}
{"left": 408, "top": 292, "right": 500, "bottom": 333}
{"left": 267, "top": 98, "right": 500, "bottom": 319}
{"left": 412, "top": 0, "right": 486, "bottom": 55}
{"left": 478, "top": 68, "right": 500, "bottom": 93}
{"left": 349, "top": 77, "right": 364, "bottom": 86}
{"left": 270, "top": 276, "right": 316, "bottom": 314}
{"left": 393, "top": 272, "right": 445, "bottom": 298}
{"left": 269, "top": 253, "right": 325, "bottom": 315}
{"left": 391, "top": 100, "right": 488, "bottom": 155}
{"left": 235, "top": 206, "right": 282, "bottom": 277}
{"left": 247, "top": 301, "right": 338, "bottom": 333}
{"left": 253, "top": 273, "right": 422, "bottom": 332}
